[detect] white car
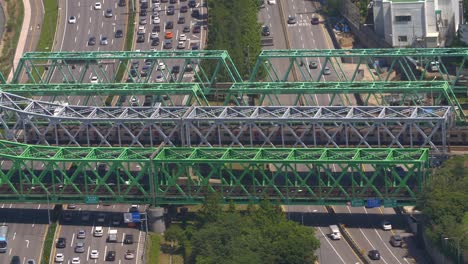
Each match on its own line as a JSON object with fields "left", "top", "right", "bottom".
{"left": 90, "top": 76, "right": 99, "bottom": 83}
{"left": 267, "top": 0, "right": 276, "bottom": 4}
{"left": 155, "top": 75, "right": 164, "bottom": 83}
{"left": 179, "top": 34, "right": 187, "bottom": 41}
{"left": 153, "top": 16, "right": 161, "bottom": 24}
{"left": 94, "top": 226, "right": 103, "bottom": 237}
{"left": 94, "top": 2, "right": 102, "bottom": 10}
{"left": 154, "top": 3, "right": 161, "bottom": 11}
{"left": 382, "top": 221, "right": 392, "bottom": 231}
{"left": 125, "top": 250, "right": 135, "bottom": 260}
{"left": 68, "top": 16, "right": 76, "bottom": 24}
{"left": 55, "top": 253, "right": 64, "bottom": 262}
{"left": 90, "top": 250, "right": 99, "bottom": 259}
{"left": 151, "top": 32, "right": 159, "bottom": 39}
{"left": 177, "top": 41, "right": 185, "bottom": 49}
{"left": 71, "top": 257, "right": 80, "bottom": 264}
{"left": 158, "top": 62, "right": 166, "bottom": 70}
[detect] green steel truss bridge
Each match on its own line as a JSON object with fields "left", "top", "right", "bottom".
{"left": 0, "top": 140, "right": 429, "bottom": 206}
{"left": 0, "top": 48, "right": 465, "bottom": 205}
{"left": 0, "top": 91, "right": 452, "bottom": 153}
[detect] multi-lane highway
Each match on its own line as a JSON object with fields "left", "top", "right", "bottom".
{"left": 52, "top": 204, "right": 145, "bottom": 264}
{"left": 0, "top": 203, "right": 51, "bottom": 264}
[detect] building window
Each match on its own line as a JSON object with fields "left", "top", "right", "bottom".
{"left": 395, "top": 15, "right": 411, "bottom": 22}
{"left": 398, "top": 36, "right": 408, "bottom": 42}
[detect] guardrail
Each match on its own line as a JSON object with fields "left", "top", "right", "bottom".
{"left": 325, "top": 206, "right": 370, "bottom": 264}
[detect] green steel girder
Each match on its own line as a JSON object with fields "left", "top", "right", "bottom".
{"left": 0, "top": 83, "right": 209, "bottom": 106}
{"left": 13, "top": 51, "right": 243, "bottom": 91}
{"left": 250, "top": 48, "right": 468, "bottom": 91}
{"left": 0, "top": 139, "right": 429, "bottom": 206}
{"left": 225, "top": 81, "right": 465, "bottom": 120}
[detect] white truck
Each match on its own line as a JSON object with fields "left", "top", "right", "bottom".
{"left": 107, "top": 229, "right": 118, "bottom": 243}
{"left": 329, "top": 225, "right": 341, "bottom": 240}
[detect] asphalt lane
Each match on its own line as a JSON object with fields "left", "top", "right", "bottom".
{"left": 0, "top": 203, "right": 51, "bottom": 264}
{"left": 286, "top": 205, "right": 361, "bottom": 264}
{"left": 53, "top": 204, "right": 145, "bottom": 264}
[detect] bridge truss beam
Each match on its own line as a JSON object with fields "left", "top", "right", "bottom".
{"left": 13, "top": 51, "right": 243, "bottom": 91}
{"left": 0, "top": 83, "right": 209, "bottom": 106}
{"left": 0, "top": 140, "right": 429, "bottom": 205}
{"left": 250, "top": 48, "right": 468, "bottom": 90}
{"left": 225, "top": 81, "right": 464, "bottom": 120}
{"left": 0, "top": 93, "right": 452, "bottom": 152}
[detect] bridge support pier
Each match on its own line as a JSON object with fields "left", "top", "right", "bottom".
{"left": 147, "top": 207, "right": 166, "bottom": 234}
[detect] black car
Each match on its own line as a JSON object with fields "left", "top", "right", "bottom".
{"left": 183, "top": 25, "right": 190, "bottom": 33}
{"left": 106, "top": 251, "right": 116, "bottom": 261}
{"left": 164, "top": 40, "right": 173, "bottom": 49}
{"left": 191, "top": 9, "right": 200, "bottom": 19}
{"left": 170, "top": 0, "right": 177, "bottom": 3}
{"left": 171, "top": 65, "right": 180, "bottom": 74}
{"left": 180, "top": 5, "right": 188, "bottom": 13}
{"left": 88, "top": 36, "right": 96, "bottom": 46}
{"left": 140, "top": 9, "right": 147, "bottom": 16}
{"left": 124, "top": 234, "right": 134, "bottom": 244}
{"left": 178, "top": 17, "right": 185, "bottom": 24}
{"left": 161, "top": 0, "right": 168, "bottom": 2}
{"left": 192, "top": 25, "right": 201, "bottom": 33}
{"left": 118, "top": 0, "right": 126, "bottom": 6}
{"left": 166, "top": 21, "right": 174, "bottom": 29}
{"left": 167, "top": 5, "right": 175, "bottom": 15}
{"left": 262, "top": 25, "right": 270, "bottom": 36}
{"left": 152, "top": 25, "right": 160, "bottom": 32}
{"left": 141, "top": 2, "right": 148, "bottom": 9}
{"left": 151, "top": 38, "right": 160, "bottom": 46}
{"left": 188, "top": 0, "right": 196, "bottom": 8}
{"left": 56, "top": 237, "right": 67, "bottom": 248}
{"left": 137, "top": 34, "right": 145, "bottom": 43}
{"left": 11, "top": 256, "right": 20, "bottom": 264}
{"left": 115, "top": 29, "right": 123, "bottom": 38}
{"left": 191, "top": 44, "right": 199, "bottom": 50}
{"left": 368, "top": 250, "right": 381, "bottom": 260}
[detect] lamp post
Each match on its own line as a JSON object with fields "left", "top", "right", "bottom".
{"left": 444, "top": 234, "right": 466, "bottom": 264}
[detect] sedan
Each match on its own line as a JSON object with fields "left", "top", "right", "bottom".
{"left": 151, "top": 38, "right": 160, "bottom": 46}
{"left": 166, "top": 21, "right": 174, "bottom": 29}
{"left": 287, "top": 15, "right": 297, "bottom": 24}
{"left": 163, "top": 40, "right": 172, "bottom": 49}
{"left": 68, "top": 16, "right": 76, "bottom": 24}
{"left": 183, "top": 25, "right": 190, "bottom": 33}
{"left": 94, "top": 2, "right": 102, "bottom": 10}
{"left": 382, "top": 221, "right": 392, "bottom": 231}
{"left": 180, "top": 5, "right": 188, "bottom": 13}
{"left": 55, "top": 253, "right": 64, "bottom": 263}
{"left": 151, "top": 32, "right": 159, "bottom": 39}
{"left": 309, "top": 61, "right": 318, "bottom": 69}
{"left": 56, "top": 237, "right": 66, "bottom": 248}
{"left": 179, "top": 34, "right": 187, "bottom": 41}
{"left": 105, "top": 8, "right": 113, "bottom": 18}
{"left": 106, "top": 251, "right": 116, "bottom": 261}
{"left": 100, "top": 36, "right": 108, "bottom": 45}
{"left": 74, "top": 242, "right": 85, "bottom": 253}
{"left": 71, "top": 258, "right": 80, "bottom": 264}
{"left": 192, "top": 25, "right": 201, "bottom": 33}
{"left": 77, "top": 230, "right": 86, "bottom": 239}
{"left": 323, "top": 67, "right": 331, "bottom": 75}
{"left": 88, "top": 37, "right": 96, "bottom": 46}
{"left": 153, "top": 16, "right": 160, "bottom": 24}
{"left": 125, "top": 250, "right": 135, "bottom": 260}
{"left": 153, "top": 3, "right": 161, "bottom": 10}
{"left": 267, "top": 0, "right": 276, "bottom": 4}
{"left": 137, "top": 34, "right": 145, "bottom": 43}
{"left": 115, "top": 29, "right": 123, "bottom": 38}
{"left": 368, "top": 250, "right": 381, "bottom": 260}
{"left": 167, "top": 5, "right": 175, "bottom": 15}
{"left": 90, "top": 250, "right": 99, "bottom": 259}
{"left": 178, "top": 17, "right": 185, "bottom": 24}
{"left": 140, "top": 17, "right": 147, "bottom": 25}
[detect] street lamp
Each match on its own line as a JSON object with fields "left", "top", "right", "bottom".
{"left": 444, "top": 235, "right": 466, "bottom": 264}
{"left": 32, "top": 184, "right": 63, "bottom": 224}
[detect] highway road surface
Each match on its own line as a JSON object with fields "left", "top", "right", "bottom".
{"left": 0, "top": 203, "right": 51, "bottom": 264}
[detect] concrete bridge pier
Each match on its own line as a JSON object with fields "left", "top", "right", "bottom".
{"left": 147, "top": 207, "right": 166, "bottom": 234}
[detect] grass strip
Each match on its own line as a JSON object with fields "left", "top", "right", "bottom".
{"left": 40, "top": 222, "right": 57, "bottom": 264}
{"left": 0, "top": 0, "right": 24, "bottom": 78}
{"left": 114, "top": 1, "right": 135, "bottom": 82}
{"left": 146, "top": 232, "right": 161, "bottom": 264}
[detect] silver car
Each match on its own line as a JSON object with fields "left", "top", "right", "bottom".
{"left": 77, "top": 230, "right": 86, "bottom": 239}
{"left": 75, "top": 242, "right": 85, "bottom": 253}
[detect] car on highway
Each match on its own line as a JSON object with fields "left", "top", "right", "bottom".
{"left": 75, "top": 242, "right": 85, "bottom": 253}
{"left": 115, "top": 29, "right": 123, "bottom": 38}
{"left": 390, "top": 234, "right": 403, "bottom": 247}
{"left": 77, "top": 229, "right": 86, "bottom": 239}
{"left": 171, "top": 65, "right": 180, "bottom": 74}
{"left": 170, "top": 0, "right": 177, "bottom": 3}
{"left": 193, "top": 25, "right": 201, "bottom": 33}
{"left": 90, "top": 76, "right": 99, "bottom": 83}
{"left": 100, "top": 36, "right": 108, "bottom": 45}
{"left": 118, "top": 0, "right": 126, "bottom": 6}
{"left": 105, "top": 8, "right": 113, "bottom": 17}
{"left": 188, "top": 0, "right": 196, "bottom": 8}
{"left": 106, "top": 251, "right": 116, "bottom": 261}
{"left": 153, "top": 3, "right": 161, "bottom": 10}
{"left": 81, "top": 211, "right": 91, "bottom": 221}
{"left": 309, "top": 61, "right": 318, "bottom": 69}
{"left": 56, "top": 237, "right": 66, "bottom": 248}
{"left": 368, "top": 249, "right": 381, "bottom": 260}
{"left": 94, "top": 226, "right": 103, "bottom": 237}
{"left": 267, "top": 0, "right": 276, "bottom": 4}
{"left": 55, "top": 253, "right": 64, "bottom": 263}
{"left": 382, "top": 220, "right": 392, "bottom": 231}
{"left": 153, "top": 16, "right": 161, "bottom": 24}
{"left": 68, "top": 16, "right": 76, "bottom": 24}
{"left": 179, "top": 34, "right": 187, "bottom": 41}
{"left": 125, "top": 250, "right": 136, "bottom": 260}
{"left": 151, "top": 38, "right": 160, "bottom": 46}
{"left": 192, "top": 9, "right": 200, "bottom": 19}
{"left": 153, "top": 25, "right": 160, "bottom": 33}
{"left": 90, "top": 249, "right": 99, "bottom": 259}
{"left": 287, "top": 15, "right": 297, "bottom": 24}
{"left": 140, "top": 17, "right": 148, "bottom": 25}
{"left": 183, "top": 25, "right": 190, "bottom": 33}
{"left": 178, "top": 17, "right": 185, "bottom": 24}
{"left": 137, "top": 34, "right": 145, "bottom": 43}
{"left": 97, "top": 213, "right": 106, "bottom": 223}
{"left": 311, "top": 15, "right": 320, "bottom": 25}
{"left": 124, "top": 234, "right": 134, "bottom": 244}
{"left": 71, "top": 257, "right": 80, "bottom": 264}
{"left": 63, "top": 211, "right": 72, "bottom": 222}
{"left": 166, "top": 21, "right": 174, "bottom": 29}
{"left": 155, "top": 75, "right": 164, "bottom": 82}
{"left": 157, "top": 62, "right": 166, "bottom": 70}
{"left": 94, "top": 2, "right": 102, "bottom": 10}
{"left": 323, "top": 66, "right": 331, "bottom": 75}
{"left": 140, "top": 9, "right": 147, "bottom": 16}
{"left": 262, "top": 25, "right": 270, "bottom": 36}
{"left": 11, "top": 256, "right": 20, "bottom": 264}
{"left": 112, "top": 215, "right": 122, "bottom": 225}
{"left": 138, "top": 25, "right": 146, "bottom": 35}
{"left": 88, "top": 36, "right": 96, "bottom": 46}
{"left": 26, "top": 260, "right": 35, "bottom": 264}
{"left": 151, "top": 32, "right": 159, "bottom": 39}
{"left": 67, "top": 203, "right": 77, "bottom": 209}
{"left": 180, "top": 5, "right": 188, "bottom": 13}
{"left": 167, "top": 5, "right": 175, "bottom": 15}
{"left": 177, "top": 41, "right": 186, "bottom": 49}
{"left": 165, "top": 31, "right": 173, "bottom": 39}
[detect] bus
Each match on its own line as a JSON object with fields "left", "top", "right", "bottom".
{"left": 0, "top": 225, "right": 7, "bottom": 253}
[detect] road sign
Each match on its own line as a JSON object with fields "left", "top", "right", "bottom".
{"left": 351, "top": 199, "right": 365, "bottom": 207}
{"left": 366, "top": 199, "right": 381, "bottom": 208}
{"left": 384, "top": 199, "right": 397, "bottom": 207}
{"left": 85, "top": 196, "right": 99, "bottom": 204}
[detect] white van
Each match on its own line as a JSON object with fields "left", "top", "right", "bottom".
{"left": 329, "top": 225, "right": 341, "bottom": 240}
{"left": 94, "top": 226, "right": 103, "bottom": 237}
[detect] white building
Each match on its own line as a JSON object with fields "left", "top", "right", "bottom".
{"left": 373, "top": 0, "right": 463, "bottom": 47}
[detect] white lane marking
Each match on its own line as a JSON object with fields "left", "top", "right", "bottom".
{"left": 32, "top": 220, "right": 35, "bottom": 228}
{"left": 136, "top": 229, "right": 143, "bottom": 264}
{"left": 87, "top": 246, "right": 90, "bottom": 261}
{"left": 104, "top": 245, "right": 108, "bottom": 263}
{"left": 75, "top": 36, "right": 77, "bottom": 43}
{"left": 37, "top": 204, "right": 41, "bottom": 209}
{"left": 88, "top": 29, "right": 91, "bottom": 35}
{"left": 25, "top": 239, "right": 30, "bottom": 248}
{"left": 9, "top": 204, "right": 12, "bottom": 208}
{"left": 111, "top": 39, "right": 114, "bottom": 45}
{"left": 78, "top": 2, "right": 80, "bottom": 7}
{"left": 105, "top": 65, "right": 108, "bottom": 71}
{"left": 70, "top": 232, "right": 75, "bottom": 247}
{"left": 115, "top": 15, "right": 117, "bottom": 21}
{"left": 90, "top": 16, "right": 92, "bottom": 23}
{"left": 77, "top": 98, "right": 81, "bottom": 105}
{"left": 102, "top": 21, "right": 104, "bottom": 28}
{"left": 77, "top": 25, "right": 79, "bottom": 31}
{"left": 60, "top": 0, "right": 68, "bottom": 51}
{"left": 13, "top": 232, "right": 16, "bottom": 240}
{"left": 317, "top": 228, "right": 346, "bottom": 263}
{"left": 9, "top": 248, "right": 12, "bottom": 255}
{"left": 1, "top": 204, "right": 4, "bottom": 208}
{"left": 121, "top": 232, "right": 125, "bottom": 246}
{"left": 115, "top": 3, "right": 117, "bottom": 8}
{"left": 78, "top": 13, "right": 80, "bottom": 19}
